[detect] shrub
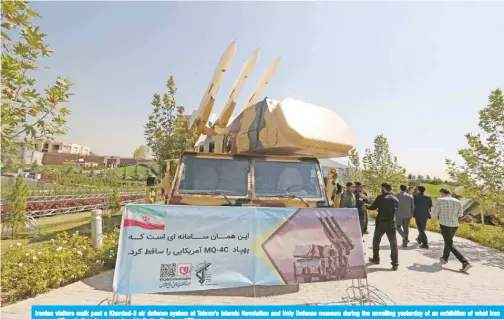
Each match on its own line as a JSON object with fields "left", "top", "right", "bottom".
{"left": 0, "top": 229, "right": 119, "bottom": 305}
{"left": 367, "top": 211, "right": 504, "bottom": 251}
{"left": 4, "top": 174, "right": 29, "bottom": 239}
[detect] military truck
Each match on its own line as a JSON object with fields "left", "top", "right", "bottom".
{"left": 160, "top": 40, "right": 355, "bottom": 208}
{"left": 292, "top": 244, "right": 351, "bottom": 283}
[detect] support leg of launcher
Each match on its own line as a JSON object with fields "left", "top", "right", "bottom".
{"left": 213, "top": 48, "right": 260, "bottom": 135}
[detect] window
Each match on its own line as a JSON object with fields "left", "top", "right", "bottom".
{"left": 208, "top": 142, "right": 215, "bottom": 153}
{"left": 178, "top": 157, "right": 249, "bottom": 196}
{"left": 52, "top": 145, "right": 60, "bottom": 151}
{"left": 199, "top": 146, "right": 204, "bottom": 152}
{"left": 254, "top": 161, "right": 322, "bottom": 198}
{"left": 43, "top": 143, "right": 49, "bottom": 149}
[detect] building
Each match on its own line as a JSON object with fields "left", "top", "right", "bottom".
{"left": 33, "top": 140, "right": 90, "bottom": 156}
{"left": 2, "top": 143, "right": 44, "bottom": 165}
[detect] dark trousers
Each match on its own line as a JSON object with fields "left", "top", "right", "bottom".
{"left": 396, "top": 217, "right": 411, "bottom": 242}
{"left": 358, "top": 210, "right": 367, "bottom": 234}
{"left": 415, "top": 216, "right": 428, "bottom": 245}
{"left": 440, "top": 225, "right": 467, "bottom": 263}
{"left": 372, "top": 222, "right": 398, "bottom": 265}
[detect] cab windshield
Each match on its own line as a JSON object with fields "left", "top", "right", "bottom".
{"left": 254, "top": 161, "right": 322, "bottom": 198}
{"left": 178, "top": 157, "right": 249, "bottom": 196}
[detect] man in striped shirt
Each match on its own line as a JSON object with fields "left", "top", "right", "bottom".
{"left": 431, "top": 188, "right": 472, "bottom": 272}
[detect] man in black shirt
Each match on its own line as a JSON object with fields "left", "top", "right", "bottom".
{"left": 413, "top": 185, "right": 432, "bottom": 249}
{"left": 366, "top": 182, "right": 399, "bottom": 270}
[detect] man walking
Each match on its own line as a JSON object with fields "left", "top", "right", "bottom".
{"left": 413, "top": 185, "right": 432, "bottom": 249}
{"left": 396, "top": 185, "right": 415, "bottom": 247}
{"left": 366, "top": 182, "right": 399, "bottom": 270}
{"left": 354, "top": 182, "right": 370, "bottom": 235}
{"left": 339, "top": 182, "right": 356, "bottom": 209}
{"left": 431, "top": 188, "right": 472, "bottom": 272}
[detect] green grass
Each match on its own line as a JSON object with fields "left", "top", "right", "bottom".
{"left": 113, "top": 165, "right": 149, "bottom": 177}
{"left": 421, "top": 183, "right": 454, "bottom": 200}
{"left": 367, "top": 211, "right": 504, "bottom": 251}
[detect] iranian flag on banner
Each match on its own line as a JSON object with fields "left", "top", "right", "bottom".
{"left": 123, "top": 206, "right": 166, "bottom": 230}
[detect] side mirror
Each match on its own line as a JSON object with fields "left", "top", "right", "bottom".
{"left": 316, "top": 200, "right": 331, "bottom": 208}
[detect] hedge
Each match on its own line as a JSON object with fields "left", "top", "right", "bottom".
{"left": 1, "top": 229, "right": 119, "bottom": 305}
{"left": 367, "top": 211, "right": 504, "bottom": 251}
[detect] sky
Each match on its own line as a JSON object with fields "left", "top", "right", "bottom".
{"left": 30, "top": 1, "right": 504, "bottom": 179}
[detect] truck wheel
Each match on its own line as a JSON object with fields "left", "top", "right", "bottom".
{"left": 304, "top": 277, "right": 312, "bottom": 283}
{"left": 319, "top": 275, "right": 327, "bottom": 281}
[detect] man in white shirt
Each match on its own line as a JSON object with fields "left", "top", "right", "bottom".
{"left": 431, "top": 188, "right": 472, "bottom": 272}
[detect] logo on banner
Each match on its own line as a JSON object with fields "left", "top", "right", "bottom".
{"left": 178, "top": 264, "right": 191, "bottom": 276}
{"left": 195, "top": 262, "right": 212, "bottom": 285}
{"left": 159, "top": 263, "right": 191, "bottom": 289}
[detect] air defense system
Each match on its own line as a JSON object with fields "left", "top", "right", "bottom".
{"left": 292, "top": 210, "right": 354, "bottom": 283}
{"left": 161, "top": 40, "right": 355, "bottom": 208}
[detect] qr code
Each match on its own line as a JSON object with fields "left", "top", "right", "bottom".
{"left": 160, "top": 263, "right": 177, "bottom": 278}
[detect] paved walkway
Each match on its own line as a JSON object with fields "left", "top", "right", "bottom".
{"left": 3, "top": 220, "right": 504, "bottom": 318}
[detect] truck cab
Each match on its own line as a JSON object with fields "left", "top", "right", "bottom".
{"left": 164, "top": 152, "right": 335, "bottom": 208}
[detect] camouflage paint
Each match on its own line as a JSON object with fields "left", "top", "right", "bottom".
{"left": 247, "top": 101, "right": 267, "bottom": 149}
{"left": 195, "top": 98, "right": 353, "bottom": 159}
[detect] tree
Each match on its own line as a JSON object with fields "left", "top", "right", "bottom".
{"left": 362, "top": 134, "right": 408, "bottom": 195}
{"left": 3, "top": 158, "right": 15, "bottom": 173}
{"left": 29, "top": 161, "right": 39, "bottom": 174}
{"left": 107, "top": 187, "right": 121, "bottom": 218}
{"left": 133, "top": 164, "right": 139, "bottom": 180}
{"left": 1, "top": 1, "right": 73, "bottom": 154}
{"left": 5, "top": 174, "right": 28, "bottom": 239}
{"left": 446, "top": 88, "right": 504, "bottom": 217}
{"left": 345, "top": 148, "right": 362, "bottom": 182}
{"left": 408, "top": 173, "right": 413, "bottom": 180}
{"left": 122, "top": 166, "right": 127, "bottom": 180}
{"left": 144, "top": 76, "right": 197, "bottom": 165}
{"left": 133, "top": 145, "right": 148, "bottom": 159}
{"left": 417, "top": 174, "right": 424, "bottom": 182}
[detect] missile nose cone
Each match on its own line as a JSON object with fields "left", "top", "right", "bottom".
{"left": 227, "top": 40, "right": 237, "bottom": 54}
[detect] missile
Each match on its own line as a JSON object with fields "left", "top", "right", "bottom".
{"left": 213, "top": 48, "right": 260, "bottom": 133}
{"left": 188, "top": 40, "right": 237, "bottom": 134}
{"left": 241, "top": 57, "right": 281, "bottom": 110}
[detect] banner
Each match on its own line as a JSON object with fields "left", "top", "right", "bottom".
{"left": 113, "top": 205, "right": 365, "bottom": 295}
{"left": 32, "top": 305, "right": 504, "bottom": 319}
